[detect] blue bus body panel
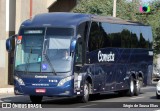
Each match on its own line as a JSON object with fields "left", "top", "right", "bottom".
{"left": 85, "top": 48, "right": 153, "bottom": 93}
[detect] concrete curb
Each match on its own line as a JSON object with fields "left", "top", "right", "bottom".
{"left": 0, "top": 87, "right": 14, "bottom": 94}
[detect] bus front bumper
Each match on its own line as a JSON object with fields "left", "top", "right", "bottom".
{"left": 14, "top": 83, "right": 75, "bottom": 97}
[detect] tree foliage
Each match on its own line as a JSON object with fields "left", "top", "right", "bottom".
{"left": 73, "top": 0, "right": 113, "bottom": 16}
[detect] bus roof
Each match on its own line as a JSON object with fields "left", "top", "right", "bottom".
{"left": 91, "top": 15, "right": 146, "bottom": 26}
{"left": 21, "top": 12, "right": 147, "bottom": 27}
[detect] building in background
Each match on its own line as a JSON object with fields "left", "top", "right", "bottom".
{"left": 0, "top": 0, "right": 77, "bottom": 87}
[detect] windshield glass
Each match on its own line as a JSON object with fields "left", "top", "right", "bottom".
{"left": 15, "top": 27, "right": 74, "bottom": 73}
{"left": 43, "top": 28, "right": 73, "bottom": 72}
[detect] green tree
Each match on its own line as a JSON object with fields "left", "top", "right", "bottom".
{"left": 73, "top": 0, "right": 113, "bottom": 16}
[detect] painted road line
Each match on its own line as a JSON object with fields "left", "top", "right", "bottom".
{"left": 130, "top": 97, "right": 144, "bottom": 99}
{"left": 78, "top": 104, "right": 97, "bottom": 108}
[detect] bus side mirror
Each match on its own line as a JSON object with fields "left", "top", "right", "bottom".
{"left": 6, "top": 35, "right": 17, "bottom": 53}
{"left": 6, "top": 38, "right": 12, "bottom": 53}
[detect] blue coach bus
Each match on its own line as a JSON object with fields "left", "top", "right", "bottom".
{"left": 6, "top": 12, "right": 153, "bottom": 103}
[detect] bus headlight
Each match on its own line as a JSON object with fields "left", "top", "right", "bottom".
{"left": 57, "top": 76, "right": 73, "bottom": 86}
{"left": 14, "top": 76, "right": 25, "bottom": 86}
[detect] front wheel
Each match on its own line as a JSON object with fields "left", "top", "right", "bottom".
{"left": 30, "top": 95, "right": 43, "bottom": 103}
{"left": 77, "top": 81, "right": 90, "bottom": 103}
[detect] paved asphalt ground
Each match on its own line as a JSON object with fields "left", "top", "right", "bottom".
{"left": 0, "top": 84, "right": 160, "bottom": 111}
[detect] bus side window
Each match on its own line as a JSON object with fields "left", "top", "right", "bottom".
{"left": 74, "top": 38, "right": 82, "bottom": 72}
{"left": 88, "top": 22, "right": 99, "bottom": 52}
{"left": 75, "top": 22, "right": 88, "bottom": 73}
{"left": 75, "top": 38, "right": 82, "bottom": 64}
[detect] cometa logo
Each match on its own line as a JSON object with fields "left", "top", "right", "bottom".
{"left": 35, "top": 75, "right": 47, "bottom": 78}
{"left": 98, "top": 50, "right": 115, "bottom": 62}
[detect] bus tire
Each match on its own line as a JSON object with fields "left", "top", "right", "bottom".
{"left": 127, "top": 76, "right": 134, "bottom": 96}
{"left": 30, "top": 95, "right": 43, "bottom": 103}
{"left": 77, "top": 81, "right": 90, "bottom": 103}
{"left": 134, "top": 77, "right": 141, "bottom": 96}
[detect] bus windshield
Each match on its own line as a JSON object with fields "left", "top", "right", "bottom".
{"left": 15, "top": 27, "right": 74, "bottom": 73}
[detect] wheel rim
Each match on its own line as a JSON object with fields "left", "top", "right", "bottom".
{"left": 130, "top": 80, "right": 134, "bottom": 93}
{"left": 84, "top": 84, "right": 89, "bottom": 98}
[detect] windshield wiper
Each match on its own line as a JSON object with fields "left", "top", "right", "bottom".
{"left": 43, "top": 41, "right": 57, "bottom": 75}
{"left": 43, "top": 52, "right": 57, "bottom": 75}
{"left": 43, "top": 28, "right": 57, "bottom": 75}
{"left": 25, "top": 45, "right": 33, "bottom": 74}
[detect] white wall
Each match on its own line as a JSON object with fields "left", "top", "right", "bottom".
{"left": 9, "top": 0, "right": 16, "bottom": 31}
{"left": 6, "top": 0, "right": 16, "bottom": 32}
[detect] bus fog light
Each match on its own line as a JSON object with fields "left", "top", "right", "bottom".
{"left": 14, "top": 76, "right": 25, "bottom": 86}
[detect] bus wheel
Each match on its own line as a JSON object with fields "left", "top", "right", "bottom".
{"left": 78, "top": 81, "right": 90, "bottom": 103}
{"left": 127, "top": 76, "right": 134, "bottom": 96}
{"left": 30, "top": 95, "right": 43, "bottom": 103}
{"left": 134, "top": 77, "right": 141, "bottom": 96}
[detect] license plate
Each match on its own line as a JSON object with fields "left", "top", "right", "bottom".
{"left": 35, "top": 89, "right": 46, "bottom": 93}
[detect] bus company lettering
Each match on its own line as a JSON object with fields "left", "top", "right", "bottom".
{"left": 98, "top": 50, "right": 115, "bottom": 62}
{"left": 35, "top": 75, "right": 47, "bottom": 78}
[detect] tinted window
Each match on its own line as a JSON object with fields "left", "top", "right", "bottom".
{"left": 109, "top": 24, "right": 122, "bottom": 47}
{"left": 88, "top": 22, "right": 152, "bottom": 50}
{"left": 47, "top": 28, "right": 74, "bottom": 36}
{"left": 20, "top": 28, "right": 45, "bottom": 35}
{"left": 77, "top": 22, "right": 88, "bottom": 63}
{"left": 88, "top": 22, "right": 100, "bottom": 51}
{"left": 77, "top": 22, "right": 87, "bottom": 39}
{"left": 101, "top": 23, "right": 112, "bottom": 48}
{"left": 121, "top": 25, "right": 131, "bottom": 48}
{"left": 130, "top": 26, "right": 139, "bottom": 48}
{"left": 139, "top": 26, "right": 153, "bottom": 49}
{"left": 75, "top": 40, "right": 82, "bottom": 64}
